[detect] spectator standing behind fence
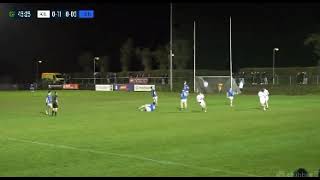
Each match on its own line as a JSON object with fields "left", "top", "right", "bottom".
{"left": 30, "top": 83, "right": 35, "bottom": 92}
{"left": 113, "top": 73, "right": 117, "bottom": 83}
{"left": 303, "top": 72, "right": 308, "bottom": 84}
{"left": 106, "top": 74, "right": 110, "bottom": 84}
{"left": 218, "top": 83, "right": 223, "bottom": 93}
{"left": 165, "top": 74, "right": 168, "bottom": 84}
{"left": 264, "top": 76, "right": 268, "bottom": 85}
{"left": 162, "top": 77, "right": 165, "bottom": 85}
{"left": 239, "top": 79, "right": 244, "bottom": 90}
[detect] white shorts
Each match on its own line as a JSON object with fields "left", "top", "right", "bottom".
{"left": 145, "top": 106, "right": 152, "bottom": 112}
{"left": 153, "top": 96, "right": 158, "bottom": 101}
{"left": 181, "top": 99, "right": 187, "bottom": 103}
{"left": 47, "top": 103, "right": 53, "bottom": 108}
{"left": 199, "top": 101, "right": 206, "bottom": 108}
{"left": 228, "top": 96, "right": 234, "bottom": 100}
{"left": 265, "top": 96, "right": 269, "bottom": 102}
{"left": 259, "top": 98, "right": 266, "bottom": 105}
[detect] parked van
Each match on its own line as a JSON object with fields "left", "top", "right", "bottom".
{"left": 41, "top": 73, "right": 65, "bottom": 84}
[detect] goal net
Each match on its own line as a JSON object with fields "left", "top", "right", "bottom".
{"left": 195, "top": 76, "right": 241, "bottom": 94}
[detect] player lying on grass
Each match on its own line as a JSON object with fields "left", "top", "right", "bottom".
{"left": 196, "top": 92, "right": 207, "bottom": 112}
{"left": 45, "top": 91, "right": 53, "bottom": 115}
{"left": 180, "top": 89, "right": 188, "bottom": 111}
{"left": 226, "top": 88, "right": 235, "bottom": 107}
{"left": 138, "top": 102, "right": 156, "bottom": 112}
{"left": 258, "top": 89, "right": 267, "bottom": 111}
{"left": 151, "top": 86, "right": 158, "bottom": 105}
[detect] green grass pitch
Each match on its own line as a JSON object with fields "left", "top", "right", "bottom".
{"left": 0, "top": 90, "right": 319, "bottom": 176}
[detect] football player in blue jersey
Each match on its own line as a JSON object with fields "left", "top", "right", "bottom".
{"left": 138, "top": 102, "right": 156, "bottom": 112}
{"left": 226, "top": 88, "right": 235, "bottom": 107}
{"left": 180, "top": 89, "right": 188, "bottom": 111}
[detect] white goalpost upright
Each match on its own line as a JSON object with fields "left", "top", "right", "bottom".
{"left": 194, "top": 16, "right": 240, "bottom": 94}
{"left": 229, "top": 16, "right": 233, "bottom": 90}
{"left": 169, "top": 3, "right": 173, "bottom": 92}
{"left": 193, "top": 20, "right": 196, "bottom": 93}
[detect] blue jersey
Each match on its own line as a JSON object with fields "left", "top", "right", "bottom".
{"left": 184, "top": 84, "right": 190, "bottom": 92}
{"left": 227, "top": 89, "right": 234, "bottom": 97}
{"left": 149, "top": 104, "right": 156, "bottom": 111}
{"left": 46, "top": 95, "right": 52, "bottom": 104}
{"left": 180, "top": 91, "right": 188, "bottom": 100}
{"left": 151, "top": 89, "right": 157, "bottom": 97}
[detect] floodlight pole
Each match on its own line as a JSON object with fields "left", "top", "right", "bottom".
{"left": 273, "top": 48, "right": 279, "bottom": 85}
{"left": 94, "top": 59, "right": 96, "bottom": 85}
{"left": 193, "top": 20, "right": 196, "bottom": 93}
{"left": 36, "top": 60, "right": 42, "bottom": 84}
{"left": 229, "top": 16, "right": 233, "bottom": 90}
{"left": 94, "top": 57, "right": 99, "bottom": 85}
{"left": 170, "top": 3, "right": 173, "bottom": 91}
{"left": 36, "top": 62, "right": 39, "bottom": 84}
{"left": 273, "top": 50, "right": 275, "bottom": 85}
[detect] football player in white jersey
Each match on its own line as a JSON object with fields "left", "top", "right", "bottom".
{"left": 196, "top": 92, "right": 207, "bottom": 112}
{"left": 258, "top": 89, "right": 266, "bottom": 111}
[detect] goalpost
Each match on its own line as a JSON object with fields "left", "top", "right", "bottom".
{"left": 195, "top": 76, "right": 240, "bottom": 94}
{"left": 193, "top": 17, "right": 240, "bottom": 94}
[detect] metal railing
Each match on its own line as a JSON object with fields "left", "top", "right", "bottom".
{"left": 69, "top": 76, "right": 193, "bottom": 91}
{"left": 234, "top": 75, "right": 320, "bottom": 86}
{"left": 1, "top": 75, "right": 319, "bottom": 91}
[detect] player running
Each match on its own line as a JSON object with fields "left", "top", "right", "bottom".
{"left": 226, "top": 88, "right": 235, "bottom": 107}
{"left": 45, "top": 91, "right": 53, "bottom": 115}
{"left": 138, "top": 102, "right": 156, "bottom": 112}
{"left": 258, "top": 89, "right": 267, "bottom": 111}
{"left": 151, "top": 86, "right": 158, "bottom": 105}
{"left": 196, "top": 92, "right": 207, "bottom": 112}
{"left": 263, "top": 88, "right": 270, "bottom": 109}
{"left": 180, "top": 89, "right": 188, "bottom": 111}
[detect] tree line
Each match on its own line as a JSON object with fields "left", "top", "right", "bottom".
{"left": 77, "top": 37, "right": 193, "bottom": 74}
{"left": 76, "top": 31, "right": 320, "bottom": 75}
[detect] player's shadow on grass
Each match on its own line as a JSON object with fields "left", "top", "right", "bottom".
{"left": 39, "top": 112, "right": 47, "bottom": 115}
{"left": 167, "top": 108, "right": 202, "bottom": 113}
{"left": 234, "top": 107, "right": 262, "bottom": 111}
{"left": 166, "top": 107, "right": 195, "bottom": 113}
{"left": 191, "top": 110, "right": 202, "bottom": 113}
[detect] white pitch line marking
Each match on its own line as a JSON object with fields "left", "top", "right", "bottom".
{"left": 3, "top": 137, "right": 260, "bottom": 177}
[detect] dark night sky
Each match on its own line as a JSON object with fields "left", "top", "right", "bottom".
{"left": 0, "top": 3, "right": 320, "bottom": 82}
